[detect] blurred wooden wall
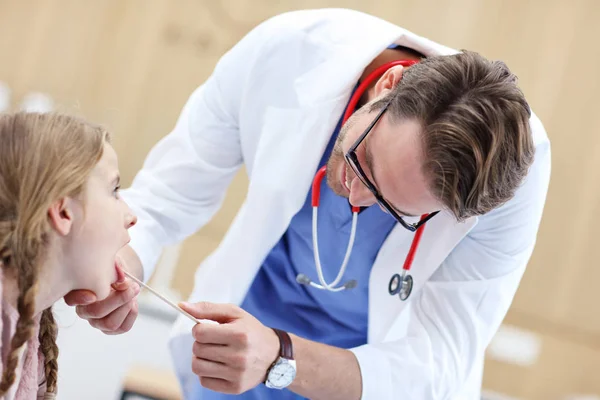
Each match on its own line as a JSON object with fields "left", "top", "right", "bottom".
{"left": 0, "top": 0, "right": 599, "bottom": 398}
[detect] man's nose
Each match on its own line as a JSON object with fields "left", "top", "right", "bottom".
{"left": 348, "top": 177, "right": 377, "bottom": 207}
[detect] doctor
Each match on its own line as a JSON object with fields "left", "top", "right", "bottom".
{"left": 66, "top": 8, "right": 551, "bottom": 400}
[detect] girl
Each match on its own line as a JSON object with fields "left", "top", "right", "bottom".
{"left": 0, "top": 112, "right": 137, "bottom": 398}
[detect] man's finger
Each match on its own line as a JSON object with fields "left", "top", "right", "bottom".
{"left": 199, "top": 377, "right": 239, "bottom": 395}
{"left": 179, "top": 302, "right": 243, "bottom": 323}
{"left": 113, "top": 300, "right": 138, "bottom": 334}
{"left": 191, "top": 358, "right": 231, "bottom": 380}
{"left": 64, "top": 290, "right": 97, "bottom": 306}
{"left": 89, "top": 301, "right": 133, "bottom": 332}
{"left": 192, "top": 322, "right": 241, "bottom": 345}
{"left": 76, "top": 284, "right": 140, "bottom": 319}
{"left": 111, "top": 264, "right": 127, "bottom": 291}
{"left": 192, "top": 342, "right": 237, "bottom": 365}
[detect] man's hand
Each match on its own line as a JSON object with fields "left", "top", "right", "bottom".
{"left": 179, "top": 302, "right": 280, "bottom": 395}
{"left": 64, "top": 246, "right": 143, "bottom": 335}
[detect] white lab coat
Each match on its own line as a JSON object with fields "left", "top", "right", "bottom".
{"left": 122, "top": 8, "right": 551, "bottom": 400}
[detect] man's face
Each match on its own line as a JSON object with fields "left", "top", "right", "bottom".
{"left": 326, "top": 100, "right": 441, "bottom": 219}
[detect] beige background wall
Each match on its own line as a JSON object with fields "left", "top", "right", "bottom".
{"left": 0, "top": 0, "right": 598, "bottom": 398}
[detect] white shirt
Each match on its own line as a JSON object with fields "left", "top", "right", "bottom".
{"left": 121, "top": 8, "right": 551, "bottom": 400}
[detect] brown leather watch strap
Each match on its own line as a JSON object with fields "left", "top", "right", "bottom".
{"left": 272, "top": 328, "right": 294, "bottom": 360}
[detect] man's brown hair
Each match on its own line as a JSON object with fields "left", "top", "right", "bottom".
{"left": 372, "top": 50, "right": 534, "bottom": 221}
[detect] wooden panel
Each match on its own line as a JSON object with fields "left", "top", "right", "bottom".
{"left": 508, "top": 0, "right": 600, "bottom": 333}
{"left": 484, "top": 325, "right": 600, "bottom": 399}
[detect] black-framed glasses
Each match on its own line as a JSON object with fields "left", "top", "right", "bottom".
{"left": 344, "top": 99, "right": 440, "bottom": 232}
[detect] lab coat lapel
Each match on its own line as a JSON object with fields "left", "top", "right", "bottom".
{"left": 241, "top": 45, "right": 369, "bottom": 254}
{"left": 368, "top": 212, "right": 478, "bottom": 342}
{"left": 248, "top": 101, "right": 346, "bottom": 214}
{"left": 226, "top": 96, "right": 354, "bottom": 303}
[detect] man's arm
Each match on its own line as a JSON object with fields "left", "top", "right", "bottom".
{"left": 180, "top": 302, "right": 362, "bottom": 400}
{"left": 288, "top": 334, "right": 362, "bottom": 400}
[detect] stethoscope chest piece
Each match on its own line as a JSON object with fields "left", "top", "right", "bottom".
{"left": 388, "top": 273, "right": 413, "bottom": 301}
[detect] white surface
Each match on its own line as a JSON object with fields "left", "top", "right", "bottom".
{"left": 20, "top": 92, "right": 54, "bottom": 113}
{"left": 486, "top": 324, "right": 542, "bottom": 367}
{"left": 54, "top": 299, "right": 177, "bottom": 400}
{"left": 0, "top": 81, "right": 10, "bottom": 112}
{"left": 481, "top": 390, "right": 521, "bottom": 400}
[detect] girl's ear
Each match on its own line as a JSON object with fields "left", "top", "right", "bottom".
{"left": 47, "top": 197, "right": 74, "bottom": 236}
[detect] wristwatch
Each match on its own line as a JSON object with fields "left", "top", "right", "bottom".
{"left": 265, "top": 328, "right": 297, "bottom": 389}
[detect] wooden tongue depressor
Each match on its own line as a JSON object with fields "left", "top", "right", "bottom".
{"left": 122, "top": 270, "right": 217, "bottom": 325}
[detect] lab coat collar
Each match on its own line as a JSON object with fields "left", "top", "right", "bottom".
{"left": 293, "top": 13, "right": 457, "bottom": 107}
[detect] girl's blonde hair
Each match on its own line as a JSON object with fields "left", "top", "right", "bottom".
{"left": 0, "top": 111, "right": 108, "bottom": 396}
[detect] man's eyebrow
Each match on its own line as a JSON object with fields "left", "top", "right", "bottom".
{"left": 364, "top": 141, "right": 418, "bottom": 218}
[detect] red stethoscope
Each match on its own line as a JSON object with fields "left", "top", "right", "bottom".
{"left": 296, "top": 59, "right": 433, "bottom": 300}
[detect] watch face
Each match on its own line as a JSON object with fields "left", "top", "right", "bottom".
{"left": 268, "top": 360, "right": 296, "bottom": 388}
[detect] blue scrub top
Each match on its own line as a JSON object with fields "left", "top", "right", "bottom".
{"left": 197, "top": 84, "right": 397, "bottom": 399}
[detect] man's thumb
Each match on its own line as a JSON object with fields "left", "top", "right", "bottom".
{"left": 179, "top": 301, "right": 236, "bottom": 324}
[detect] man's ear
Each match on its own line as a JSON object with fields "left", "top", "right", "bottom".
{"left": 48, "top": 197, "right": 75, "bottom": 236}
{"left": 372, "top": 65, "right": 404, "bottom": 98}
